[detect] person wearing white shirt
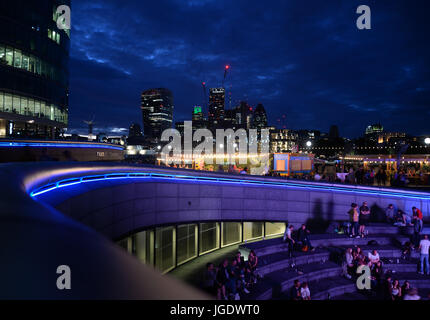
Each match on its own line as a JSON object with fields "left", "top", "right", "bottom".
{"left": 368, "top": 249, "right": 380, "bottom": 265}
{"left": 419, "top": 235, "right": 430, "bottom": 275}
{"left": 300, "top": 282, "right": 311, "bottom": 300}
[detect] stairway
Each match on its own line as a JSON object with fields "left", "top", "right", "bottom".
{"left": 239, "top": 223, "right": 430, "bottom": 300}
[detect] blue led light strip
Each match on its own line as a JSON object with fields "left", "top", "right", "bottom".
{"left": 29, "top": 171, "right": 430, "bottom": 201}
{"left": 0, "top": 141, "right": 124, "bottom": 151}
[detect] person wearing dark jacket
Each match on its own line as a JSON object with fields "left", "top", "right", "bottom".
{"left": 297, "top": 224, "right": 315, "bottom": 251}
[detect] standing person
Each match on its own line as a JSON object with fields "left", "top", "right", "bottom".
{"left": 297, "top": 224, "right": 315, "bottom": 252}
{"left": 418, "top": 235, "right": 430, "bottom": 275}
{"left": 359, "top": 201, "right": 371, "bottom": 238}
{"left": 216, "top": 259, "right": 229, "bottom": 300}
{"left": 247, "top": 250, "right": 258, "bottom": 284}
{"left": 348, "top": 203, "right": 360, "bottom": 238}
{"left": 344, "top": 248, "right": 354, "bottom": 279}
{"left": 412, "top": 207, "right": 423, "bottom": 221}
{"left": 385, "top": 204, "right": 395, "bottom": 223}
{"left": 203, "top": 263, "right": 217, "bottom": 295}
{"left": 413, "top": 214, "right": 423, "bottom": 248}
{"left": 283, "top": 225, "right": 295, "bottom": 258}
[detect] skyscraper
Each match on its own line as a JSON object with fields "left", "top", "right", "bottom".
{"left": 141, "top": 88, "right": 173, "bottom": 143}
{"left": 253, "top": 103, "right": 268, "bottom": 129}
{"left": 0, "top": 0, "right": 70, "bottom": 138}
{"left": 235, "top": 101, "right": 253, "bottom": 130}
{"left": 208, "top": 88, "right": 225, "bottom": 130}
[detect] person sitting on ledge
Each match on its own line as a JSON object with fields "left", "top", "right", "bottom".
{"left": 393, "top": 209, "right": 412, "bottom": 226}
{"left": 300, "top": 282, "right": 311, "bottom": 300}
{"left": 368, "top": 249, "right": 380, "bottom": 266}
{"left": 283, "top": 225, "right": 295, "bottom": 258}
{"left": 297, "top": 224, "right": 315, "bottom": 252}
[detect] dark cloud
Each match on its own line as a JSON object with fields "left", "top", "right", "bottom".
{"left": 69, "top": 0, "right": 430, "bottom": 137}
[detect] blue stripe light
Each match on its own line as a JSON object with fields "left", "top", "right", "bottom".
{"left": 0, "top": 141, "right": 124, "bottom": 151}
{"left": 29, "top": 171, "right": 430, "bottom": 200}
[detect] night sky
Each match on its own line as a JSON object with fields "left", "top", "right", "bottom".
{"left": 68, "top": 0, "right": 430, "bottom": 138}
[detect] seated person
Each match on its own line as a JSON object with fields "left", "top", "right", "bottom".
{"left": 368, "top": 249, "right": 380, "bottom": 265}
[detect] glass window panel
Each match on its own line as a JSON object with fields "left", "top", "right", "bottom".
{"left": 20, "top": 97, "right": 28, "bottom": 115}
{"left": 265, "top": 222, "right": 286, "bottom": 237}
{"left": 48, "top": 29, "right": 52, "bottom": 40}
{"left": 35, "top": 59, "right": 41, "bottom": 75}
{"left": 41, "top": 101, "right": 46, "bottom": 118}
{"left": 117, "top": 237, "right": 132, "bottom": 253}
{"left": 133, "top": 230, "right": 154, "bottom": 266}
{"left": 177, "top": 224, "right": 197, "bottom": 265}
{"left": 221, "top": 222, "right": 242, "bottom": 247}
{"left": 28, "top": 99, "right": 35, "bottom": 116}
{"left": 199, "top": 222, "right": 220, "bottom": 255}
{"left": 50, "top": 105, "right": 54, "bottom": 120}
{"left": 5, "top": 47, "right": 13, "bottom": 65}
{"left": 4, "top": 94, "right": 12, "bottom": 112}
{"left": 29, "top": 56, "right": 35, "bottom": 73}
{"left": 35, "top": 101, "right": 40, "bottom": 117}
{"left": 0, "top": 44, "right": 5, "bottom": 63}
{"left": 0, "top": 92, "right": 3, "bottom": 112}
{"left": 22, "top": 54, "right": 29, "bottom": 71}
{"left": 13, "top": 49, "right": 22, "bottom": 68}
{"left": 243, "top": 222, "right": 264, "bottom": 241}
{"left": 12, "top": 95, "right": 20, "bottom": 114}
{"left": 155, "top": 226, "right": 176, "bottom": 273}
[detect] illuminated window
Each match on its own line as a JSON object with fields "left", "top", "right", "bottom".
{"left": 155, "top": 226, "right": 176, "bottom": 273}
{"left": 243, "top": 222, "right": 264, "bottom": 241}
{"left": 133, "top": 230, "right": 154, "bottom": 266}
{"left": 13, "top": 49, "right": 21, "bottom": 68}
{"left": 5, "top": 47, "right": 13, "bottom": 66}
{"left": 265, "top": 222, "right": 286, "bottom": 238}
{"left": 221, "top": 222, "right": 242, "bottom": 247}
{"left": 199, "top": 222, "right": 220, "bottom": 255}
{"left": 177, "top": 224, "right": 198, "bottom": 265}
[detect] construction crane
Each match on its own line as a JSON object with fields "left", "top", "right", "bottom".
{"left": 222, "top": 65, "right": 230, "bottom": 88}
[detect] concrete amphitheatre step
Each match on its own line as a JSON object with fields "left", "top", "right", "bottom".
{"left": 240, "top": 234, "right": 410, "bottom": 258}
{"left": 248, "top": 261, "right": 342, "bottom": 300}
{"left": 257, "top": 249, "right": 331, "bottom": 276}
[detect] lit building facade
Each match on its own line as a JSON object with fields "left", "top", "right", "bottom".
{"left": 0, "top": 0, "right": 70, "bottom": 138}
{"left": 270, "top": 129, "right": 298, "bottom": 153}
{"left": 208, "top": 88, "right": 225, "bottom": 130}
{"left": 141, "top": 88, "right": 174, "bottom": 144}
{"left": 253, "top": 103, "right": 268, "bottom": 129}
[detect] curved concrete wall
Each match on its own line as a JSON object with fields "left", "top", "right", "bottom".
{"left": 30, "top": 163, "right": 430, "bottom": 240}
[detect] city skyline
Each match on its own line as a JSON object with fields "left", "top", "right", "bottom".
{"left": 68, "top": 0, "right": 429, "bottom": 138}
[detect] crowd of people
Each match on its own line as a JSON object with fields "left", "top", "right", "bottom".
{"left": 202, "top": 250, "right": 259, "bottom": 300}
{"left": 342, "top": 245, "right": 423, "bottom": 300}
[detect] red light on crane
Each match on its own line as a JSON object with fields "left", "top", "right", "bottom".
{"left": 225, "top": 65, "right": 230, "bottom": 70}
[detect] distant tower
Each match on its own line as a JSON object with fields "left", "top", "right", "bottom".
{"left": 253, "top": 103, "right": 268, "bottom": 129}
{"left": 208, "top": 88, "right": 225, "bottom": 130}
{"left": 329, "top": 125, "right": 340, "bottom": 139}
{"left": 141, "top": 88, "right": 174, "bottom": 144}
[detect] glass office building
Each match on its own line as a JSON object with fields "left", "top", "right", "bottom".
{"left": 0, "top": 0, "right": 70, "bottom": 138}
{"left": 141, "top": 88, "right": 174, "bottom": 145}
